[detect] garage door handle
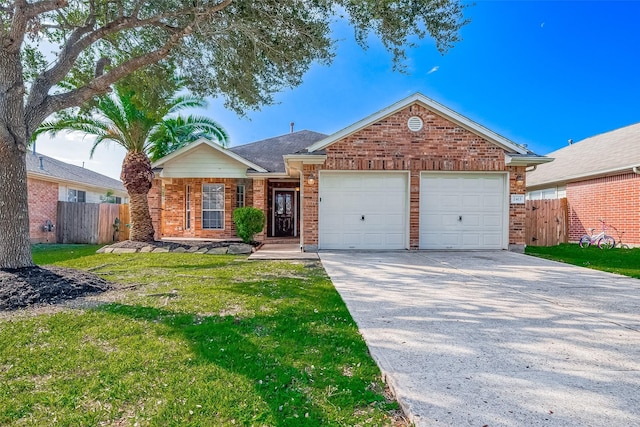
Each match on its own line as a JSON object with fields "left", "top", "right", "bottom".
{"left": 458, "top": 216, "right": 462, "bottom": 222}
{"left": 361, "top": 215, "right": 365, "bottom": 221}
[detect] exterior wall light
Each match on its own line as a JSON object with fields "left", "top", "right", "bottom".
{"left": 307, "top": 173, "right": 316, "bottom": 185}
{"left": 515, "top": 174, "right": 524, "bottom": 186}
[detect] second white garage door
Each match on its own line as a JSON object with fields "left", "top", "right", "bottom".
{"left": 319, "top": 172, "right": 408, "bottom": 249}
{"left": 420, "top": 173, "right": 507, "bottom": 249}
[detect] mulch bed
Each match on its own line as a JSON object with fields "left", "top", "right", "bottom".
{"left": 0, "top": 266, "right": 111, "bottom": 311}
{"left": 0, "top": 240, "right": 259, "bottom": 312}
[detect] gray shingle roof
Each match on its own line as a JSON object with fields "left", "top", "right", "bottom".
{"left": 527, "top": 122, "right": 640, "bottom": 188}
{"left": 26, "top": 152, "right": 126, "bottom": 192}
{"left": 229, "top": 130, "right": 328, "bottom": 172}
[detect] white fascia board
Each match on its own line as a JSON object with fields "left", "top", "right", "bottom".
{"left": 283, "top": 154, "right": 327, "bottom": 176}
{"left": 306, "top": 93, "right": 530, "bottom": 155}
{"left": 151, "top": 138, "right": 268, "bottom": 173}
{"left": 526, "top": 164, "right": 640, "bottom": 190}
{"left": 283, "top": 154, "right": 327, "bottom": 164}
{"left": 505, "top": 154, "right": 554, "bottom": 167}
{"left": 246, "top": 172, "right": 291, "bottom": 178}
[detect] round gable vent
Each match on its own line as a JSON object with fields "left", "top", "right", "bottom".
{"left": 407, "top": 116, "right": 423, "bottom": 132}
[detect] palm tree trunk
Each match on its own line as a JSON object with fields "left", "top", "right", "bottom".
{"left": 121, "top": 152, "right": 155, "bottom": 242}
{"left": 128, "top": 192, "right": 156, "bottom": 242}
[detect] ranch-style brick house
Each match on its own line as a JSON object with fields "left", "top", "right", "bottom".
{"left": 150, "top": 93, "right": 551, "bottom": 251}
{"left": 527, "top": 122, "right": 640, "bottom": 246}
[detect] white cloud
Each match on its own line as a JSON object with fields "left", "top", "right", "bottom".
{"left": 427, "top": 66, "right": 440, "bottom": 75}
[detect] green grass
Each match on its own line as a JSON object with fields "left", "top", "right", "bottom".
{"left": 32, "top": 244, "right": 104, "bottom": 265}
{"left": 1, "top": 246, "right": 400, "bottom": 426}
{"left": 526, "top": 243, "right": 640, "bottom": 279}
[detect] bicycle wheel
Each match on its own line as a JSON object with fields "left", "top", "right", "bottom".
{"left": 579, "top": 235, "right": 591, "bottom": 248}
{"left": 598, "top": 235, "right": 615, "bottom": 249}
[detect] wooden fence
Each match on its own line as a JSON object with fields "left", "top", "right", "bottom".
{"left": 525, "top": 198, "right": 568, "bottom": 246}
{"left": 56, "top": 202, "right": 130, "bottom": 244}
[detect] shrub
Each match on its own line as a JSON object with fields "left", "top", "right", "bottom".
{"left": 233, "top": 207, "right": 266, "bottom": 243}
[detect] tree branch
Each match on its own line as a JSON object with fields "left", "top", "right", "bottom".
{"left": 23, "top": 0, "right": 67, "bottom": 19}
{"left": 26, "top": 25, "right": 191, "bottom": 135}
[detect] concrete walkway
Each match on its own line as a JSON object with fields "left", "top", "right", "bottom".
{"left": 319, "top": 250, "right": 640, "bottom": 427}
{"left": 248, "top": 244, "right": 319, "bottom": 260}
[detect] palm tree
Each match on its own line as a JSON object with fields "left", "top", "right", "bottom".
{"left": 35, "top": 87, "right": 228, "bottom": 242}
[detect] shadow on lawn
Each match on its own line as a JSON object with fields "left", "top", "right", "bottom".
{"left": 95, "top": 301, "right": 388, "bottom": 426}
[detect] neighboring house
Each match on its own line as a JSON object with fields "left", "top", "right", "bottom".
{"left": 27, "top": 151, "right": 128, "bottom": 243}
{"left": 527, "top": 122, "right": 640, "bottom": 245}
{"left": 150, "top": 93, "right": 550, "bottom": 251}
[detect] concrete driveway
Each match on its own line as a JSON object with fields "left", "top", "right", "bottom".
{"left": 319, "top": 251, "right": 640, "bottom": 427}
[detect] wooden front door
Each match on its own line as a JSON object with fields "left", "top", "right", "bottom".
{"left": 274, "top": 190, "right": 295, "bottom": 237}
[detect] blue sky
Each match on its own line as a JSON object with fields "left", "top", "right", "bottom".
{"left": 38, "top": 1, "right": 640, "bottom": 179}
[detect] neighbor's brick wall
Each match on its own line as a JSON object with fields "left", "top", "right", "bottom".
{"left": 567, "top": 173, "right": 640, "bottom": 244}
{"left": 158, "top": 178, "right": 253, "bottom": 240}
{"left": 302, "top": 103, "right": 526, "bottom": 249}
{"left": 28, "top": 178, "right": 59, "bottom": 243}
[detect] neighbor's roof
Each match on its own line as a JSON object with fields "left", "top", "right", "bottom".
{"left": 527, "top": 122, "right": 640, "bottom": 189}
{"left": 26, "top": 152, "right": 126, "bottom": 193}
{"left": 229, "top": 130, "right": 328, "bottom": 172}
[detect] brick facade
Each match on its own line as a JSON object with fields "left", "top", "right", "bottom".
{"left": 302, "top": 104, "right": 526, "bottom": 250}
{"left": 567, "top": 173, "right": 640, "bottom": 244}
{"left": 152, "top": 178, "right": 253, "bottom": 239}
{"left": 28, "top": 178, "right": 59, "bottom": 243}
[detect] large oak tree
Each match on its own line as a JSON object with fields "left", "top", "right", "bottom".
{"left": 0, "top": 0, "right": 466, "bottom": 269}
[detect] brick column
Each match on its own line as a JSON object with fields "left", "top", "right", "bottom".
{"left": 252, "top": 178, "right": 267, "bottom": 241}
{"left": 302, "top": 165, "right": 319, "bottom": 251}
{"left": 508, "top": 166, "right": 526, "bottom": 251}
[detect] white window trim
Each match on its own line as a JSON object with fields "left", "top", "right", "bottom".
{"left": 202, "top": 183, "right": 225, "bottom": 230}
{"left": 185, "top": 185, "right": 191, "bottom": 230}
{"left": 237, "top": 184, "right": 245, "bottom": 208}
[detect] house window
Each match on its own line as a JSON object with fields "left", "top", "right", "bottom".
{"left": 237, "top": 185, "right": 245, "bottom": 208}
{"left": 202, "top": 183, "right": 224, "bottom": 229}
{"left": 185, "top": 185, "right": 191, "bottom": 230}
{"left": 68, "top": 189, "right": 86, "bottom": 203}
{"left": 114, "top": 196, "right": 122, "bottom": 204}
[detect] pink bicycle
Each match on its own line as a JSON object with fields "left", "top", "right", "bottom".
{"left": 579, "top": 219, "right": 615, "bottom": 249}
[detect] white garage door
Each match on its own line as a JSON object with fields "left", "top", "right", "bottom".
{"left": 420, "top": 173, "right": 507, "bottom": 249}
{"left": 319, "top": 172, "right": 408, "bottom": 249}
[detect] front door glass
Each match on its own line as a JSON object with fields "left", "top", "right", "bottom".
{"left": 274, "top": 190, "right": 295, "bottom": 237}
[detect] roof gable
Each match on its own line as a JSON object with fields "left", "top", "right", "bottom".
{"left": 152, "top": 138, "right": 268, "bottom": 174}
{"left": 527, "top": 122, "right": 640, "bottom": 188}
{"left": 306, "top": 93, "right": 531, "bottom": 155}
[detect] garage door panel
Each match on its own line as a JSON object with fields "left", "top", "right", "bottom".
{"left": 462, "top": 233, "right": 481, "bottom": 246}
{"left": 319, "top": 172, "right": 408, "bottom": 250}
{"left": 420, "top": 173, "right": 506, "bottom": 250}
{"left": 483, "top": 215, "right": 502, "bottom": 227}
{"left": 461, "top": 196, "right": 481, "bottom": 210}
{"left": 463, "top": 215, "right": 480, "bottom": 227}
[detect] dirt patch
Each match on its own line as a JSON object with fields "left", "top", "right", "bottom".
{"left": 0, "top": 266, "right": 112, "bottom": 311}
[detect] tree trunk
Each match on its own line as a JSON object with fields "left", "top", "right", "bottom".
{"left": 0, "top": 50, "right": 34, "bottom": 269}
{"left": 121, "top": 152, "right": 155, "bottom": 242}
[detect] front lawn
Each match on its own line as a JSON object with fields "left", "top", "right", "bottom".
{"left": 526, "top": 243, "right": 640, "bottom": 279}
{"left": 0, "top": 246, "right": 402, "bottom": 426}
